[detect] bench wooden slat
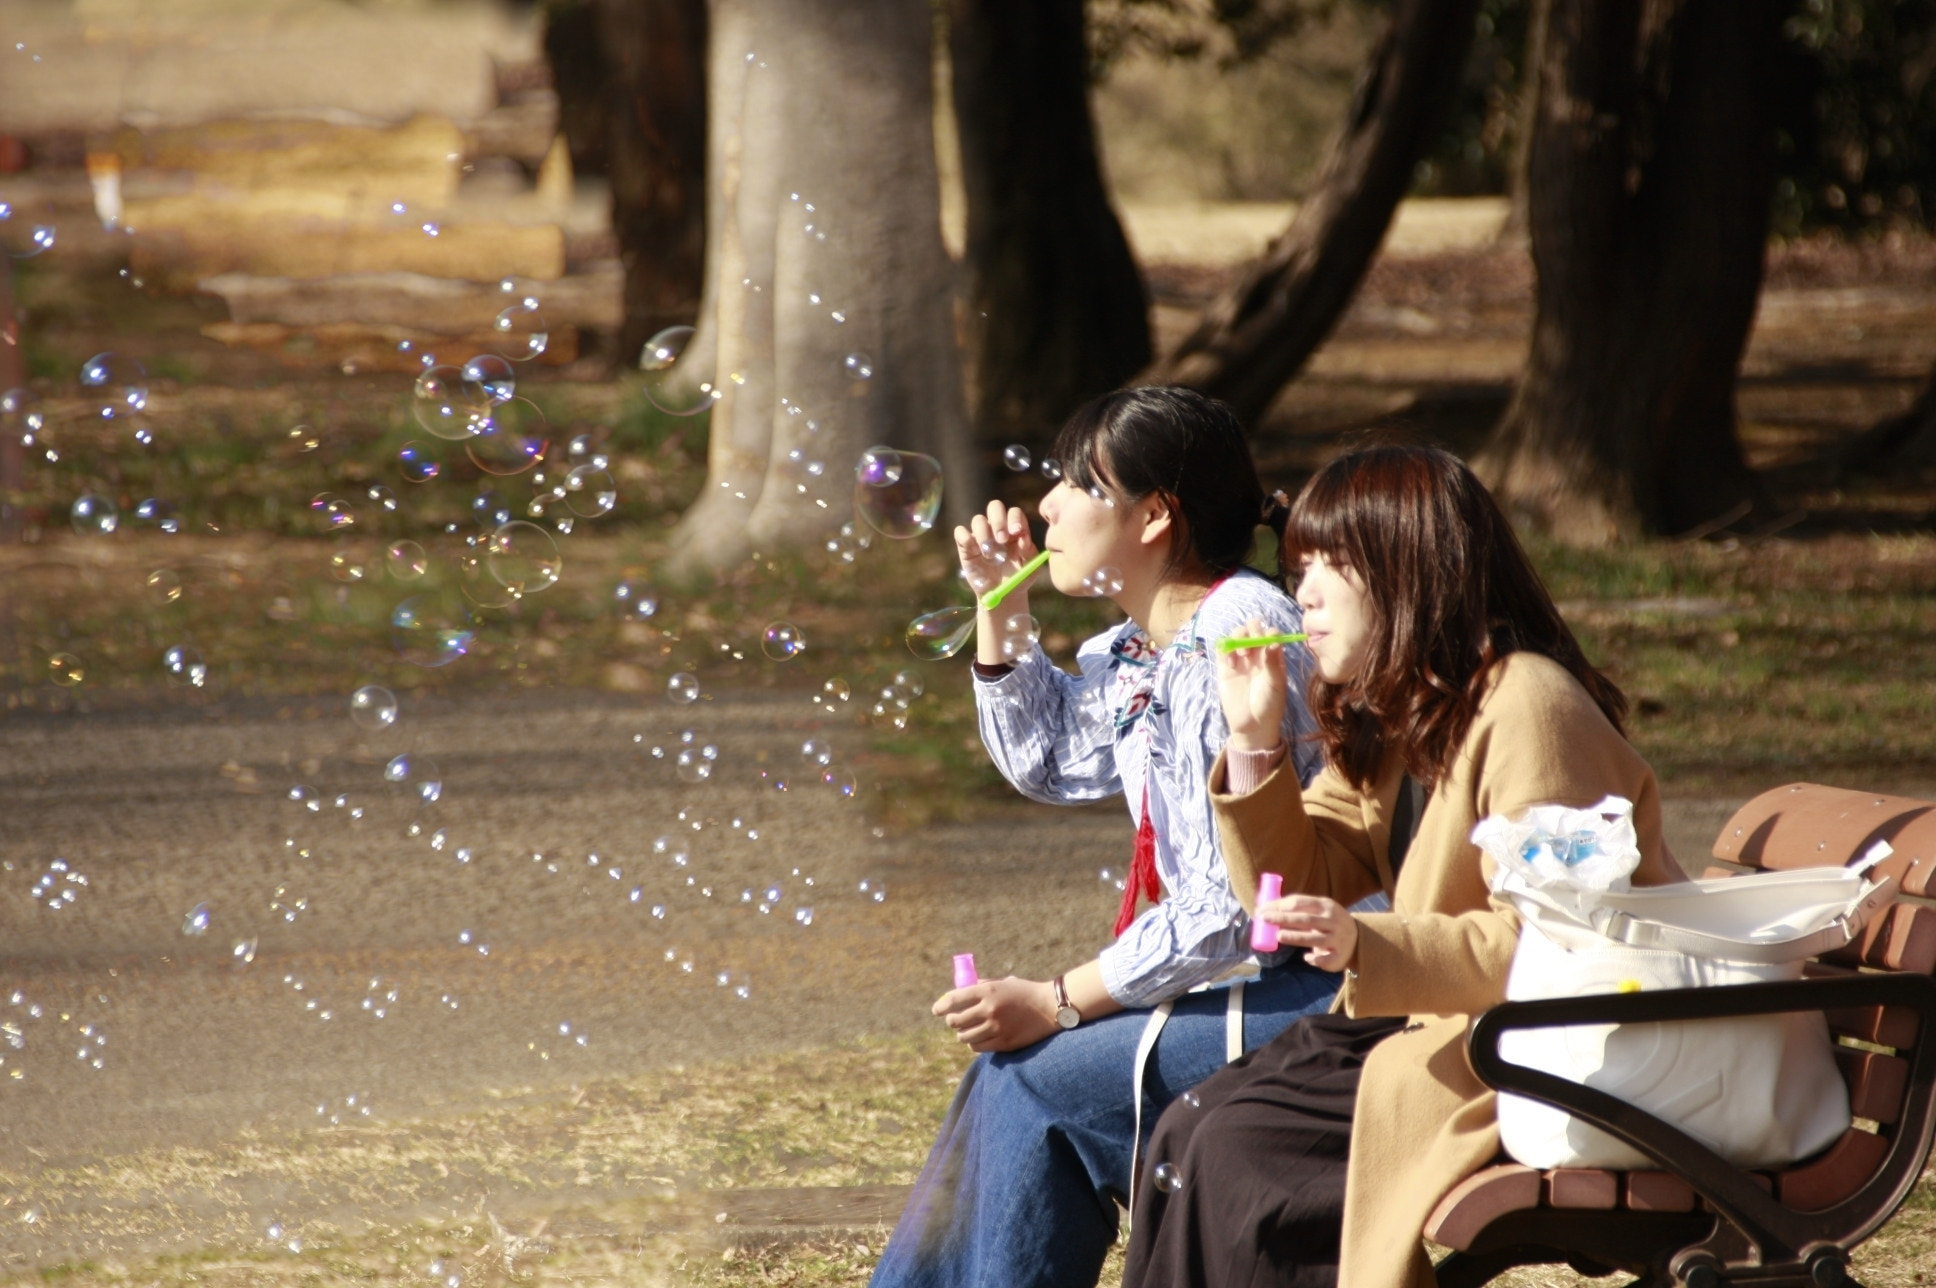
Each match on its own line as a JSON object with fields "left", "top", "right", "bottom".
{"left": 1833, "top": 1047, "right": 1912, "bottom": 1124}
{"left": 1544, "top": 1167, "right": 1618, "bottom": 1209}
{"left": 1824, "top": 903, "right": 1936, "bottom": 975}
{"left": 1712, "top": 784, "right": 1934, "bottom": 871}
{"left": 1775, "top": 1127, "right": 1891, "bottom": 1213}
{"left": 1426, "top": 1164, "right": 1541, "bottom": 1249}
{"left": 1623, "top": 1170, "right": 1697, "bottom": 1212}
{"left": 1826, "top": 1003, "right": 1921, "bottom": 1051}
{"left": 1879, "top": 813, "right": 1936, "bottom": 896}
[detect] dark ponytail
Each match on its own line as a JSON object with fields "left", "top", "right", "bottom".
{"left": 1048, "top": 386, "right": 1278, "bottom": 580}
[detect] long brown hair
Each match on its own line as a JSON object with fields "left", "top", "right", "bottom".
{"left": 1284, "top": 445, "right": 1627, "bottom": 788}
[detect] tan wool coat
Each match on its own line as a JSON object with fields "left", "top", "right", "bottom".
{"left": 1212, "top": 652, "right": 1685, "bottom": 1288}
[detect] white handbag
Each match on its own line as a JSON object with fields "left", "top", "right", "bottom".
{"left": 1475, "top": 798, "right": 1897, "bottom": 1171}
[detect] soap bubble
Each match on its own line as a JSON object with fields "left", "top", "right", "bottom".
{"left": 614, "top": 581, "right": 658, "bottom": 620}
{"left": 413, "top": 366, "right": 480, "bottom": 440}
{"left": 460, "top": 353, "right": 516, "bottom": 405}
{"left": 1082, "top": 566, "right": 1126, "bottom": 598}
{"left": 825, "top": 769, "right": 858, "bottom": 797}
{"left": 794, "top": 907, "right": 814, "bottom": 926}
{"left": 47, "top": 653, "right": 83, "bottom": 686}
{"left": 1, "top": 386, "right": 47, "bottom": 437}
{"left": 70, "top": 494, "right": 118, "bottom": 536}
{"left": 485, "top": 520, "right": 562, "bottom": 596}
{"left": 1152, "top": 1162, "right": 1182, "bottom": 1193}
{"left": 843, "top": 352, "right": 875, "bottom": 381}
{"left": 906, "top": 606, "right": 975, "bottom": 659}
{"left": 310, "top": 493, "right": 356, "bottom": 530}
{"left": 328, "top": 539, "right": 371, "bottom": 583}
{"left": 0, "top": 198, "right": 56, "bottom": 258}
{"left": 891, "top": 670, "right": 925, "bottom": 700}
{"left": 675, "top": 746, "right": 716, "bottom": 782}
{"left": 1002, "top": 444, "right": 1032, "bottom": 472}
{"left": 817, "top": 677, "right": 851, "bottom": 705}
{"left": 392, "top": 593, "right": 476, "bottom": 667}
{"left": 386, "top": 540, "right": 428, "bottom": 579}
{"left": 564, "top": 464, "right": 617, "bottom": 516}
{"left": 182, "top": 903, "right": 211, "bottom": 936}
{"left": 859, "top": 878, "right": 887, "bottom": 903}
{"left": 349, "top": 685, "right": 398, "bottom": 730}
{"left": 146, "top": 568, "right": 183, "bottom": 603}
{"left": 854, "top": 447, "right": 943, "bottom": 539}
{"left": 761, "top": 621, "right": 806, "bottom": 660}
{"left": 1001, "top": 614, "right": 1041, "bottom": 660}
{"left": 855, "top": 448, "right": 903, "bottom": 487}
{"left": 493, "top": 298, "right": 549, "bottom": 361}
{"left": 640, "top": 325, "right": 692, "bottom": 372}
{"left": 467, "top": 398, "right": 548, "bottom": 476}
{"left": 134, "top": 498, "right": 180, "bottom": 532}
{"left": 1040, "top": 458, "right": 1063, "bottom": 482}
{"left": 79, "top": 352, "right": 148, "bottom": 420}
{"left": 801, "top": 739, "right": 833, "bottom": 766}
{"left": 641, "top": 327, "right": 722, "bottom": 416}
{"left": 384, "top": 754, "right": 443, "bottom": 806}
{"left": 365, "top": 484, "right": 399, "bottom": 514}
{"left": 397, "top": 441, "right": 441, "bottom": 483}
{"left": 472, "top": 492, "right": 513, "bottom": 528}
{"left": 162, "top": 644, "right": 208, "bottom": 688}
{"left": 667, "top": 672, "right": 700, "bottom": 703}
{"left": 1181, "top": 1090, "right": 1200, "bottom": 1108}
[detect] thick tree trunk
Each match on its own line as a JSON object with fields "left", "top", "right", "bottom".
{"left": 664, "top": 0, "right": 975, "bottom": 574}
{"left": 949, "top": 0, "right": 1150, "bottom": 447}
{"left": 589, "top": 0, "right": 708, "bottom": 366}
{"left": 1479, "top": 0, "right": 1778, "bottom": 542}
{"left": 1150, "top": 0, "right": 1483, "bottom": 426}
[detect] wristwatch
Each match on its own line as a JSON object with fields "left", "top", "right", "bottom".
{"left": 1053, "top": 975, "right": 1082, "bottom": 1030}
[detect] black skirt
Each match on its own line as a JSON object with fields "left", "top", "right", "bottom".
{"left": 1122, "top": 1011, "right": 1405, "bottom": 1288}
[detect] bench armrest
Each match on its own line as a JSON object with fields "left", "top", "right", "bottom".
{"left": 1467, "top": 972, "right": 1936, "bottom": 1263}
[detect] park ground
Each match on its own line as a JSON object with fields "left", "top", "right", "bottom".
{"left": 3, "top": 203, "right": 1936, "bottom": 1288}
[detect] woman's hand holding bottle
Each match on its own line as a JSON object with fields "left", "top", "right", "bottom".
{"left": 1216, "top": 614, "right": 1290, "bottom": 753}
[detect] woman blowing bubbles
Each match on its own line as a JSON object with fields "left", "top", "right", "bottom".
{"left": 868, "top": 388, "right": 1346, "bottom": 1288}
{"left": 1123, "top": 444, "right": 1684, "bottom": 1288}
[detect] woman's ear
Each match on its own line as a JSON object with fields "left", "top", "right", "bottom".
{"left": 1138, "top": 494, "right": 1176, "bottom": 549}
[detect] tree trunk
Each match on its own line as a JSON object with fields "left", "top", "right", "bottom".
{"left": 590, "top": 0, "right": 708, "bottom": 366}
{"left": 1498, "top": 0, "right": 1552, "bottom": 243}
{"left": 1479, "top": 0, "right": 1778, "bottom": 542}
{"left": 1150, "top": 0, "right": 1483, "bottom": 426}
{"left": 948, "top": 0, "right": 1150, "bottom": 448}
{"left": 664, "top": 0, "right": 975, "bottom": 574}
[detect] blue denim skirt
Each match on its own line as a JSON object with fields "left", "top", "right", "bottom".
{"left": 869, "top": 959, "right": 1341, "bottom": 1288}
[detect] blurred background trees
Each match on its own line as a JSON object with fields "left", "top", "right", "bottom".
{"left": 536, "top": 0, "right": 1936, "bottom": 549}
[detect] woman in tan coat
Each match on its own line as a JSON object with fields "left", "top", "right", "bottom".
{"left": 1121, "top": 445, "right": 1684, "bottom": 1288}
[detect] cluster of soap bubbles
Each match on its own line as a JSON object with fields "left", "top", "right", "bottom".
{"left": 0, "top": 989, "right": 109, "bottom": 1082}
{"left": 27, "top": 858, "right": 88, "bottom": 911}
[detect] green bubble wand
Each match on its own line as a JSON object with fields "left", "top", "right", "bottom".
{"left": 977, "top": 549, "right": 1052, "bottom": 613}
{"left": 1215, "top": 632, "right": 1308, "bottom": 654}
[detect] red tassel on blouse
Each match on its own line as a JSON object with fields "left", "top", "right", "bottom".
{"left": 1115, "top": 784, "right": 1162, "bottom": 936}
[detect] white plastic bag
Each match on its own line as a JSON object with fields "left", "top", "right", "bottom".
{"left": 1475, "top": 797, "right": 1877, "bottom": 1171}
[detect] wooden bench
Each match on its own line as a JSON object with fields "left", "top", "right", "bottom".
{"left": 1427, "top": 783, "right": 1936, "bottom": 1288}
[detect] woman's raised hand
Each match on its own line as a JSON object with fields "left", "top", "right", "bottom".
{"left": 954, "top": 499, "right": 1037, "bottom": 597}
{"left": 1255, "top": 894, "right": 1359, "bottom": 972}
{"left": 1216, "top": 615, "right": 1289, "bottom": 753}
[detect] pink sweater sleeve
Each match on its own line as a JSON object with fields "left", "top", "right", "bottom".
{"left": 1225, "top": 743, "right": 1287, "bottom": 796}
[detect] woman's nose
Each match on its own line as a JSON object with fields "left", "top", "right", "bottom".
{"left": 1038, "top": 487, "right": 1060, "bottom": 525}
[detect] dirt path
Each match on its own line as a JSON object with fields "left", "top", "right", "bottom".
{"left": 0, "top": 686, "right": 1808, "bottom": 1269}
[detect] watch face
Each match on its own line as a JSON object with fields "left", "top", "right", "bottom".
{"left": 1056, "top": 1006, "right": 1080, "bottom": 1030}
